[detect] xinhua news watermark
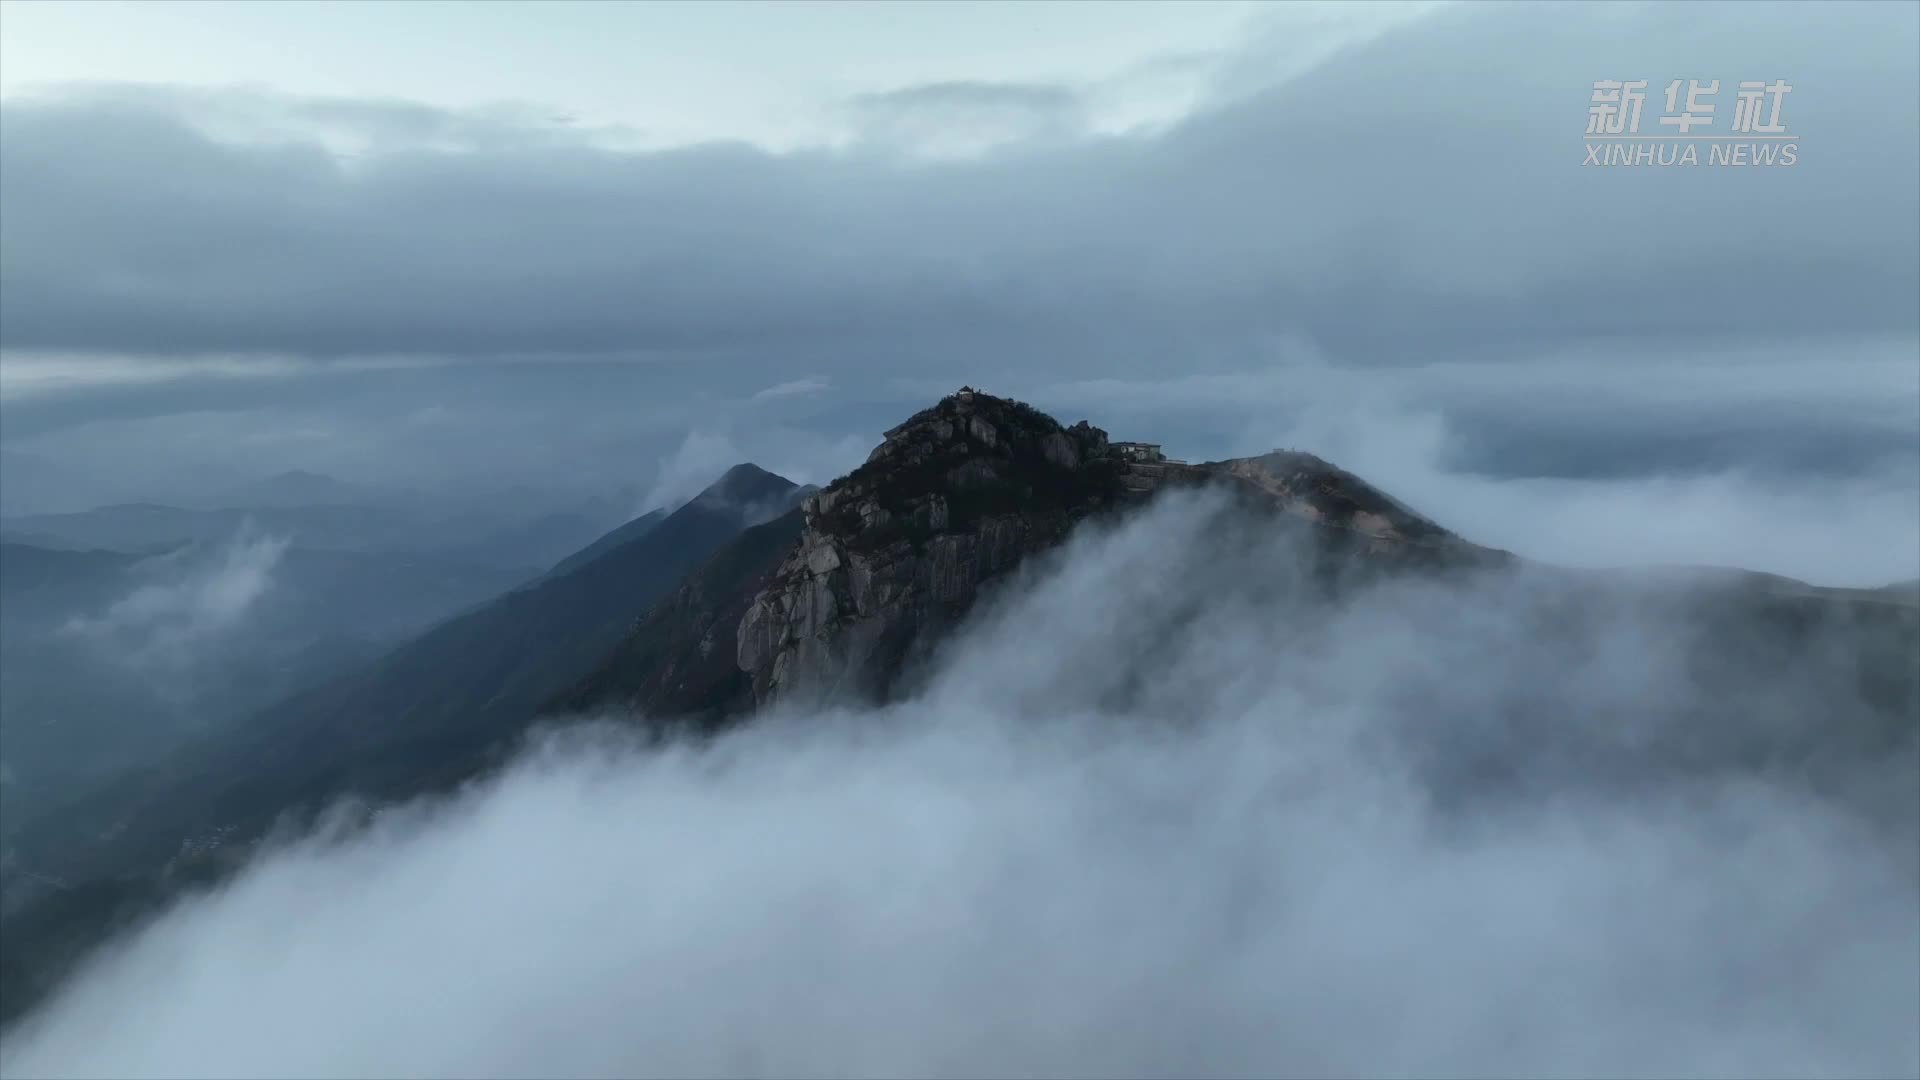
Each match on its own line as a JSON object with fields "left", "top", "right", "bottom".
{"left": 1585, "top": 79, "right": 1797, "bottom": 167}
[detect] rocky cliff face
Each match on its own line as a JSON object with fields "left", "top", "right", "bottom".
{"left": 733, "top": 390, "right": 1501, "bottom": 708}
{"left": 734, "top": 393, "right": 1126, "bottom": 705}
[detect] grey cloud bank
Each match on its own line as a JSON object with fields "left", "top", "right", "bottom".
{"left": 0, "top": 2, "right": 1912, "bottom": 363}
{"left": 3, "top": 348, "right": 1912, "bottom": 586}
{"left": 3, "top": 492, "right": 1913, "bottom": 1079}
{"left": 1030, "top": 356, "right": 1920, "bottom": 585}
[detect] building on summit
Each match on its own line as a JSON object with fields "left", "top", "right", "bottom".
{"left": 1112, "top": 441, "right": 1166, "bottom": 463}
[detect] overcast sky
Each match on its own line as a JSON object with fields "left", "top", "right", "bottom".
{"left": 0, "top": 0, "right": 1915, "bottom": 581}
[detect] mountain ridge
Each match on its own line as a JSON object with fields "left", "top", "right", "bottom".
{"left": 739, "top": 389, "right": 1512, "bottom": 707}
{"left": 564, "top": 389, "right": 1509, "bottom": 718}
{"left": 0, "top": 461, "right": 816, "bottom": 1026}
{"left": 1, "top": 465, "right": 809, "bottom": 889}
{"left": 565, "top": 389, "right": 1917, "bottom": 734}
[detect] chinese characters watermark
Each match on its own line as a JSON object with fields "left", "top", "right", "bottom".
{"left": 1585, "top": 79, "right": 1797, "bottom": 166}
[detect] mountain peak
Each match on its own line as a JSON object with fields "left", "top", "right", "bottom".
{"left": 815, "top": 388, "right": 1120, "bottom": 539}
{"left": 218, "top": 469, "right": 366, "bottom": 508}
{"left": 694, "top": 463, "right": 797, "bottom": 508}
{"left": 558, "top": 392, "right": 1500, "bottom": 721}
{"left": 880, "top": 386, "right": 1079, "bottom": 438}
{"left": 735, "top": 392, "right": 1493, "bottom": 707}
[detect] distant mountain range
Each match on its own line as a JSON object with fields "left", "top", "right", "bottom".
{"left": 0, "top": 464, "right": 806, "bottom": 972}
{"left": 2, "top": 391, "right": 1914, "bottom": 1031}
{"left": 207, "top": 470, "right": 380, "bottom": 509}
{"left": 0, "top": 536, "right": 538, "bottom": 857}
{"left": 0, "top": 465, "right": 660, "bottom": 576}
{"left": 0, "top": 463, "right": 808, "bottom": 1019}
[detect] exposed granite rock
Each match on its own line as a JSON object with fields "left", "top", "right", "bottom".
{"left": 733, "top": 389, "right": 1504, "bottom": 708}
{"left": 736, "top": 392, "right": 1132, "bottom": 705}
{"left": 1217, "top": 451, "right": 1476, "bottom": 554}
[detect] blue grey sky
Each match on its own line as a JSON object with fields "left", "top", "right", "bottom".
{"left": 0, "top": 0, "right": 1299, "bottom": 148}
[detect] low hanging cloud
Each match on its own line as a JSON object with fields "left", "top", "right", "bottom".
{"left": 59, "top": 525, "right": 290, "bottom": 669}
{"left": 1257, "top": 400, "right": 1920, "bottom": 588}
{"left": 6, "top": 492, "right": 1913, "bottom": 1079}
{"left": 846, "top": 81, "right": 1090, "bottom": 159}
{"left": 637, "top": 427, "right": 870, "bottom": 516}
{"left": 1027, "top": 353, "right": 1920, "bottom": 587}
{"left": 749, "top": 375, "right": 832, "bottom": 402}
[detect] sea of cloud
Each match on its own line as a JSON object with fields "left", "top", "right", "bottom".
{"left": 3, "top": 490, "right": 1914, "bottom": 1079}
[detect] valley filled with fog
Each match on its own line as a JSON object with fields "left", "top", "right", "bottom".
{"left": 0, "top": 476, "right": 644, "bottom": 867}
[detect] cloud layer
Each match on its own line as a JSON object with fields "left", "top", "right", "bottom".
{"left": 0, "top": 2, "right": 1911, "bottom": 551}
{"left": 6, "top": 492, "right": 1913, "bottom": 1079}
{"left": 1, "top": 3, "right": 1913, "bottom": 363}
{"left": 59, "top": 526, "right": 290, "bottom": 670}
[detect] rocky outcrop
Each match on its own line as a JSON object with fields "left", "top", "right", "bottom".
{"left": 1218, "top": 452, "right": 1471, "bottom": 554}
{"left": 735, "top": 392, "right": 1131, "bottom": 705}
{"left": 732, "top": 390, "right": 1501, "bottom": 708}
